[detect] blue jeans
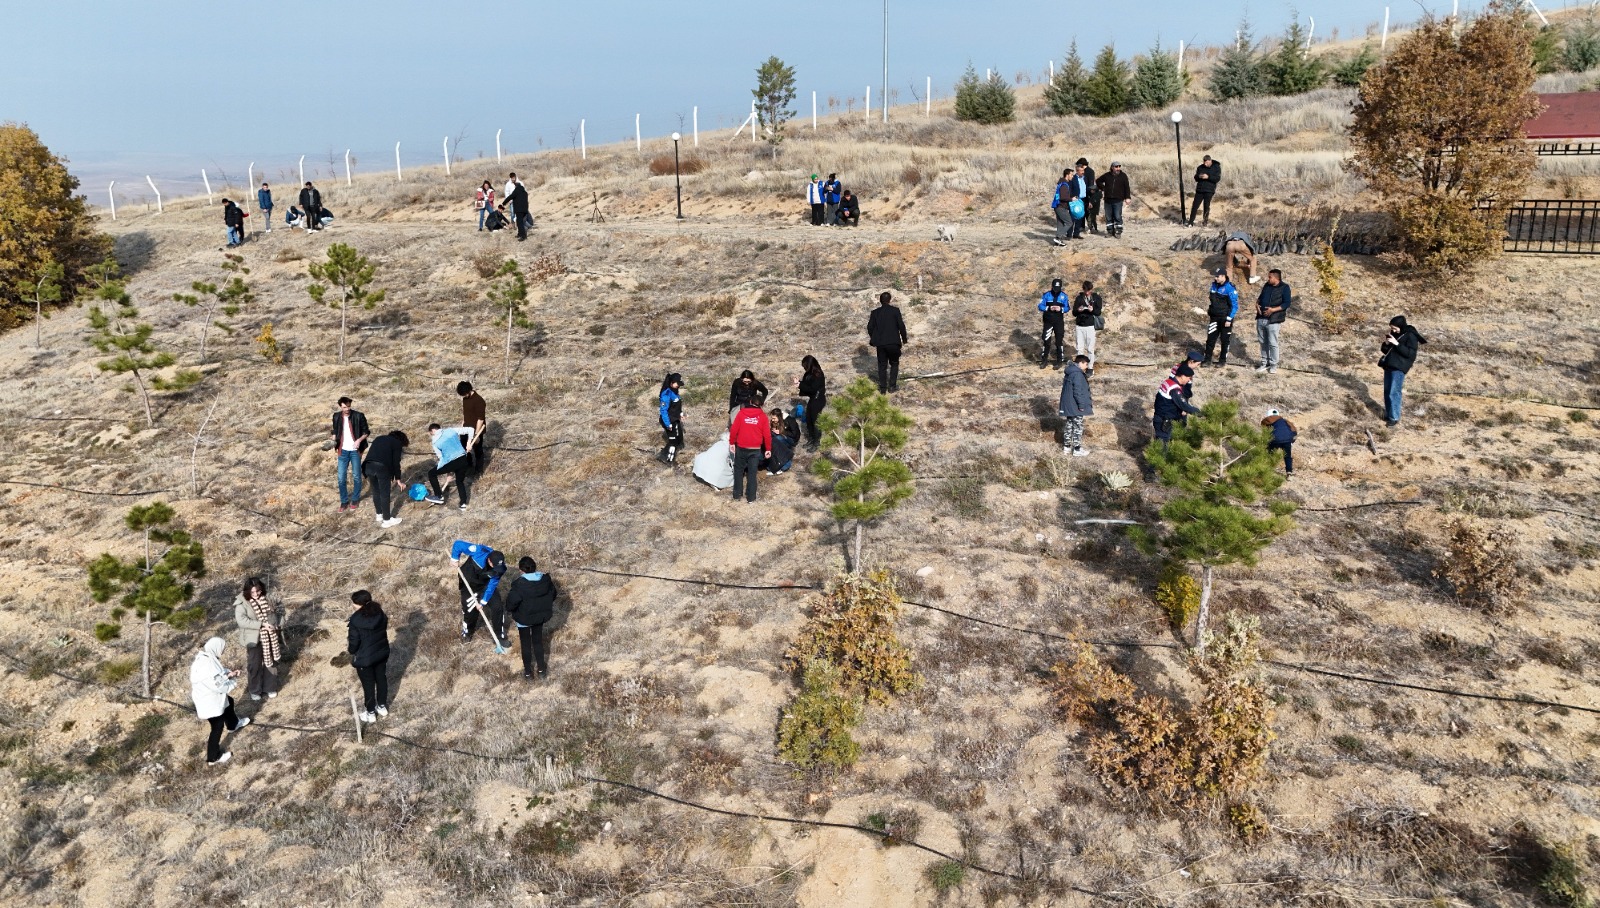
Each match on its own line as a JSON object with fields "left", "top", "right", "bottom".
{"left": 1382, "top": 369, "right": 1406, "bottom": 424}
{"left": 477, "top": 206, "right": 488, "bottom": 229}
{"left": 338, "top": 449, "right": 363, "bottom": 506}
{"left": 226, "top": 226, "right": 242, "bottom": 246}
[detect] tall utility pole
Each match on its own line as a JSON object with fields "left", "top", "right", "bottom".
{"left": 881, "top": 0, "right": 889, "bottom": 124}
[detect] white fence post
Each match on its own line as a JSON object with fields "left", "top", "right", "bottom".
{"left": 865, "top": 85, "right": 871, "bottom": 122}
{"left": 926, "top": 76, "right": 931, "bottom": 116}
{"left": 496, "top": 128, "right": 502, "bottom": 162}
{"left": 693, "top": 106, "right": 699, "bottom": 147}
{"left": 751, "top": 101, "right": 757, "bottom": 144}
{"left": 395, "top": 142, "right": 402, "bottom": 182}
{"left": 1049, "top": 60, "right": 1054, "bottom": 79}
{"left": 1382, "top": 7, "right": 1390, "bottom": 50}
{"left": 298, "top": 155, "right": 305, "bottom": 185}
{"left": 443, "top": 135, "right": 451, "bottom": 175}
{"left": 635, "top": 113, "right": 641, "bottom": 151}
{"left": 813, "top": 90, "right": 817, "bottom": 131}
{"left": 201, "top": 169, "right": 213, "bottom": 205}
{"left": 246, "top": 162, "right": 254, "bottom": 197}
{"left": 344, "top": 149, "right": 351, "bottom": 186}
{"left": 1178, "top": 41, "right": 1186, "bottom": 71}
{"left": 580, "top": 119, "right": 586, "bottom": 159}
{"left": 145, "top": 175, "right": 162, "bottom": 213}
{"left": 108, "top": 181, "right": 116, "bottom": 220}
{"left": 1306, "top": 16, "right": 1315, "bottom": 48}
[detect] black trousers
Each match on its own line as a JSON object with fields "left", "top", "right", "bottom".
{"left": 659, "top": 421, "right": 684, "bottom": 462}
{"left": 428, "top": 455, "right": 471, "bottom": 505}
{"left": 1204, "top": 319, "right": 1233, "bottom": 364}
{"left": 517, "top": 623, "right": 548, "bottom": 676}
{"left": 803, "top": 398, "right": 825, "bottom": 445}
{"left": 1086, "top": 195, "right": 1101, "bottom": 232}
{"left": 731, "top": 447, "right": 762, "bottom": 501}
{"left": 206, "top": 697, "right": 242, "bottom": 762}
{"left": 1041, "top": 316, "right": 1065, "bottom": 362}
{"left": 245, "top": 644, "right": 279, "bottom": 696}
{"left": 875, "top": 346, "right": 902, "bottom": 392}
{"left": 355, "top": 659, "right": 388, "bottom": 712}
{"left": 810, "top": 203, "right": 824, "bottom": 225}
{"left": 1269, "top": 440, "right": 1294, "bottom": 474}
{"left": 364, "top": 465, "right": 394, "bottom": 519}
{"left": 513, "top": 208, "right": 529, "bottom": 239}
{"left": 467, "top": 431, "right": 487, "bottom": 476}
{"left": 1188, "top": 192, "right": 1213, "bottom": 224}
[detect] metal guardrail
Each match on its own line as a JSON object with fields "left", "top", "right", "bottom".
{"left": 1533, "top": 142, "right": 1600, "bottom": 156}
{"left": 1497, "top": 199, "right": 1600, "bottom": 254}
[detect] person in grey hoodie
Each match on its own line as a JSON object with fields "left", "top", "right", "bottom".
{"left": 1057, "top": 355, "right": 1094, "bottom": 456}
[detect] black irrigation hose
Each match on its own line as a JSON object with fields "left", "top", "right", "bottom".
{"left": 0, "top": 478, "right": 179, "bottom": 497}
{"left": 566, "top": 566, "right": 822, "bottom": 592}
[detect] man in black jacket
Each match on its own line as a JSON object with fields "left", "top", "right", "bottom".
{"left": 1188, "top": 155, "right": 1220, "bottom": 226}
{"left": 360, "top": 431, "right": 409, "bottom": 528}
{"left": 1076, "top": 158, "right": 1101, "bottom": 234}
{"left": 1378, "top": 315, "right": 1426, "bottom": 427}
{"left": 867, "top": 291, "right": 909, "bottom": 393}
{"left": 1254, "top": 269, "right": 1291, "bottom": 374}
{"left": 222, "top": 199, "right": 246, "bottom": 247}
{"left": 298, "top": 182, "right": 323, "bottom": 231}
{"left": 500, "top": 177, "right": 531, "bottom": 240}
{"left": 1072, "top": 280, "right": 1104, "bottom": 377}
{"left": 505, "top": 556, "right": 557, "bottom": 680}
{"left": 331, "top": 396, "right": 370, "bottom": 512}
{"left": 1096, "top": 162, "right": 1132, "bottom": 238}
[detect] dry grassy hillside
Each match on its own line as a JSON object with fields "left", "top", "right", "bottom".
{"left": 2, "top": 89, "right": 1598, "bottom": 907}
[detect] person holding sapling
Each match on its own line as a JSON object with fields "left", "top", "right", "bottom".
{"left": 1152, "top": 364, "right": 1201, "bottom": 451}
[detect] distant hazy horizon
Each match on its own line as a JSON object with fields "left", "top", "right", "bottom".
{"left": 1, "top": 0, "right": 1514, "bottom": 199}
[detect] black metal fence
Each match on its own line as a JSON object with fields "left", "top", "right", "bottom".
{"left": 1497, "top": 200, "right": 1600, "bottom": 254}
{"left": 1533, "top": 142, "right": 1600, "bottom": 156}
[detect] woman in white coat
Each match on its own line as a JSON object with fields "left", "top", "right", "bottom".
{"left": 190, "top": 637, "right": 250, "bottom": 765}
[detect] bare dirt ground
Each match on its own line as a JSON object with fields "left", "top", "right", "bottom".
{"left": 2, "top": 90, "right": 1598, "bottom": 906}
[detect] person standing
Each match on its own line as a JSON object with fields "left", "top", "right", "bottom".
{"left": 657, "top": 372, "right": 685, "bottom": 464}
{"left": 796, "top": 355, "right": 827, "bottom": 448}
{"left": 867, "top": 291, "right": 908, "bottom": 393}
{"left": 222, "top": 199, "right": 246, "bottom": 248}
{"left": 474, "top": 180, "right": 496, "bottom": 231}
{"left": 1058, "top": 355, "right": 1095, "bottom": 457}
{"left": 807, "top": 174, "right": 824, "bottom": 225}
{"left": 1096, "top": 162, "right": 1131, "bottom": 238}
{"left": 189, "top": 637, "right": 250, "bottom": 766}
{"left": 1065, "top": 163, "right": 1089, "bottom": 239}
{"left": 728, "top": 369, "right": 769, "bottom": 415}
{"left": 1261, "top": 408, "right": 1297, "bottom": 478}
{"left": 728, "top": 397, "right": 771, "bottom": 503}
{"left": 346, "top": 590, "right": 390, "bottom": 723}
{"left": 1203, "top": 269, "right": 1240, "bottom": 367}
{"left": 457, "top": 381, "right": 487, "bottom": 476}
{"left": 1254, "top": 269, "right": 1291, "bottom": 374}
{"left": 233, "top": 578, "right": 284, "bottom": 702}
{"left": 331, "top": 396, "right": 369, "bottom": 512}
{"left": 1037, "top": 278, "right": 1068, "bottom": 369}
{"left": 298, "top": 182, "right": 323, "bottom": 231}
{"left": 424, "top": 422, "right": 475, "bottom": 510}
{"left": 1153, "top": 365, "right": 1201, "bottom": 451}
{"left": 257, "top": 182, "right": 273, "bottom": 233}
{"left": 1051, "top": 168, "right": 1074, "bottom": 246}
{"left": 500, "top": 178, "right": 530, "bottom": 241}
{"left": 505, "top": 556, "right": 557, "bottom": 680}
{"left": 1072, "top": 280, "right": 1103, "bottom": 377}
{"left": 822, "top": 173, "right": 842, "bottom": 225}
{"left": 1076, "top": 158, "right": 1101, "bottom": 234}
{"left": 1378, "top": 315, "right": 1426, "bottom": 427}
{"left": 361, "top": 430, "right": 409, "bottom": 528}
{"left": 1188, "top": 154, "right": 1220, "bottom": 226}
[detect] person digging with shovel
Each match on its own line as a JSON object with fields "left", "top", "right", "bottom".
{"left": 451, "top": 539, "right": 509, "bottom": 653}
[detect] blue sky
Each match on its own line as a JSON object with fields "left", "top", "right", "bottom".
{"left": 0, "top": 0, "right": 1501, "bottom": 191}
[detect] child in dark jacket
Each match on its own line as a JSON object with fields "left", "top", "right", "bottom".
{"left": 504, "top": 557, "right": 557, "bottom": 679}
{"left": 1261, "top": 409, "right": 1298, "bottom": 477}
{"left": 346, "top": 590, "right": 391, "bottom": 722}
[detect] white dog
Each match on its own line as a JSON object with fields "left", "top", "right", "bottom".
{"left": 937, "top": 224, "right": 958, "bottom": 242}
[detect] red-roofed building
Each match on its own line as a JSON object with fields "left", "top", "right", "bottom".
{"left": 1524, "top": 93, "right": 1600, "bottom": 141}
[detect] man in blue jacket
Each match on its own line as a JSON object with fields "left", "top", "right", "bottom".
{"left": 257, "top": 182, "right": 273, "bottom": 233}
{"left": 1202, "top": 269, "right": 1239, "bottom": 367}
{"left": 1037, "top": 278, "right": 1069, "bottom": 369}
{"left": 822, "top": 173, "right": 842, "bottom": 225}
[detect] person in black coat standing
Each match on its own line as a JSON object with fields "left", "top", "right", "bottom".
{"left": 500, "top": 178, "right": 531, "bottom": 240}
{"left": 346, "top": 590, "right": 391, "bottom": 723}
{"left": 1076, "top": 158, "right": 1101, "bottom": 234}
{"left": 1378, "top": 315, "right": 1426, "bottom": 427}
{"left": 796, "top": 355, "right": 827, "bottom": 448}
{"left": 1188, "top": 155, "right": 1221, "bottom": 226}
{"left": 298, "top": 182, "right": 323, "bottom": 231}
{"left": 867, "top": 291, "right": 908, "bottom": 393}
{"left": 361, "top": 431, "right": 410, "bottom": 528}
{"left": 1095, "top": 162, "right": 1132, "bottom": 237}
{"left": 505, "top": 557, "right": 558, "bottom": 680}
{"left": 222, "top": 199, "right": 246, "bottom": 247}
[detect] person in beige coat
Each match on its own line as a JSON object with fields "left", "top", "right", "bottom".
{"left": 233, "top": 577, "right": 285, "bottom": 701}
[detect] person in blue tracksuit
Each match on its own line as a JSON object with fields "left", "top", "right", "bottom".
{"left": 1037, "top": 278, "right": 1069, "bottom": 368}
{"left": 257, "top": 183, "right": 273, "bottom": 233}
{"left": 451, "top": 540, "right": 507, "bottom": 641}
{"left": 1202, "top": 269, "right": 1240, "bottom": 367}
{"left": 822, "top": 173, "right": 842, "bottom": 225}
{"left": 657, "top": 372, "right": 684, "bottom": 464}
{"left": 1261, "top": 408, "right": 1298, "bottom": 477}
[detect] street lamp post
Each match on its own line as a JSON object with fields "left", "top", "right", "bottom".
{"left": 671, "top": 132, "right": 684, "bottom": 220}
{"left": 1171, "top": 111, "right": 1187, "bottom": 226}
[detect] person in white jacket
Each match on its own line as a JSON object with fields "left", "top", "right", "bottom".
{"left": 190, "top": 637, "right": 250, "bottom": 765}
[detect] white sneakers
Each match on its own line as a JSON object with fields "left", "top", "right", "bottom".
{"left": 1072, "top": 447, "right": 1089, "bottom": 457}
{"left": 209, "top": 751, "right": 232, "bottom": 765}
{"left": 375, "top": 705, "right": 388, "bottom": 718}
{"left": 234, "top": 717, "right": 250, "bottom": 730}
{"left": 1249, "top": 275, "right": 1262, "bottom": 284}
{"left": 358, "top": 711, "right": 376, "bottom": 723}
{"left": 381, "top": 517, "right": 402, "bottom": 528}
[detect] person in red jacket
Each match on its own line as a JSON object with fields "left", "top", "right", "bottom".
{"left": 727, "top": 401, "right": 772, "bottom": 503}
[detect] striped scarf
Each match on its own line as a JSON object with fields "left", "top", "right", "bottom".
{"left": 248, "top": 595, "right": 282, "bottom": 668}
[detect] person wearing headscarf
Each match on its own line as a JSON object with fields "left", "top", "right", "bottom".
{"left": 190, "top": 637, "right": 250, "bottom": 765}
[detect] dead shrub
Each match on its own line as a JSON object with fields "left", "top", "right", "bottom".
{"left": 786, "top": 571, "right": 921, "bottom": 704}
{"left": 900, "top": 164, "right": 924, "bottom": 187}
{"left": 470, "top": 249, "right": 501, "bottom": 279}
{"left": 647, "top": 154, "right": 707, "bottom": 176}
{"left": 1433, "top": 518, "right": 1522, "bottom": 613}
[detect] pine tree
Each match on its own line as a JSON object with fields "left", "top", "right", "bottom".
{"left": 20, "top": 260, "right": 62, "bottom": 349}
{"left": 1043, "top": 43, "right": 1093, "bottom": 116}
{"left": 1210, "top": 22, "right": 1266, "bottom": 101}
{"left": 1563, "top": 14, "right": 1600, "bottom": 72}
{"left": 87, "top": 267, "right": 201, "bottom": 428}
{"left": 486, "top": 258, "right": 535, "bottom": 385}
{"left": 88, "top": 501, "right": 206, "bottom": 699}
{"left": 1261, "top": 22, "right": 1327, "bottom": 95}
{"left": 811, "top": 377, "right": 914, "bottom": 571}
{"left": 752, "top": 56, "right": 797, "bottom": 159}
{"left": 171, "top": 252, "right": 252, "bottom": 363}
{"left": 1134, "top": 401, "right": 1296, "bottom": 652}
{"left": 1129, "top": 41, "right": 1187, "bottom": 110}
{"left": 1083, "top": 45, "right": 1133, "bottom": 116}
{"left": 307, "top": 243, "right": 387, "bottom": 364}
{"left": 954, "top": 65, "right": 1016, "bottom": 124}
{"left": 1330, "top": 45, "right": 1379, "bottom": 88}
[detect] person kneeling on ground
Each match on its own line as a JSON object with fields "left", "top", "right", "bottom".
{"left": 286, "top": 206, "right": 304, "bottom": 229}
{"left": 505, "top": 556, "right": 557, "bottom": 681}
{"left": 763, "top": 408, "right": 799, "bottom": 474}
{"left": 837, "top": 190, "right": 860, "bottom": 226}
{"left": 1262, "top": 408, "right": 1297, "bottom": 478}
